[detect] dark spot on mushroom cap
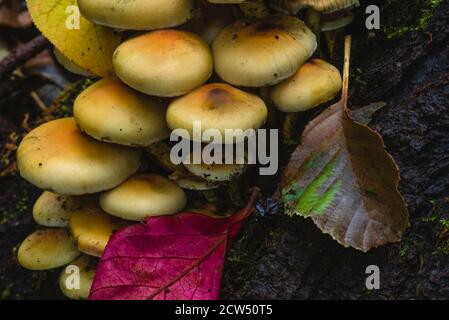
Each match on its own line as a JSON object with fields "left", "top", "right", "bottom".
{"left": 208, "top": 88, "right": 233, "bottom": 105}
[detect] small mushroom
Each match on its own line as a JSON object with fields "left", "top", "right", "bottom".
{"left": 32, "top": 191, "right": 94, "bottom": 227}
{"left": 113, "top": 30, "right": 213, "bottom": 97}
{"left": 59, "top": 255, "right": 97, "bottom": 300}
{"left": 99, "top": 174, "right": 187, "bottom": 221}
{"left": 69, "top": 202, "right": 128, "bottom": 257}
{"left": 212, "top": 15, "right": 317, "bottom": 87}
{"left": 17, "top": 228, "right": 81, "bottom": 271}
{"left": 16, "top": 118, "right": 141, "bottom": 195}
{"left": 271, "top": 59, "right": 342, "bottom": 112}
{"left": 320, "top": 9, "right": 354, "bottom": 32}
{"left": 74, "top": 78, "right": 170, "bottom": 147}
{"left": 184, "top": 161, "right": 247, "bottom": 182}
{"left": 169, "top": 170, "right": 220, "bottom": 191}
{"left": 78, "top": 0, "right": 194, "bottom": 30}
{"left": 167, "top": 83, "right": 268, "bottom": 143}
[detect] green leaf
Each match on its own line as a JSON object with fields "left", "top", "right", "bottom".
{"left": 27, "top": 0, "right": 120, "bottom": 77}
{"left": 280, "top": 37, "right": 409, "bottom": 252}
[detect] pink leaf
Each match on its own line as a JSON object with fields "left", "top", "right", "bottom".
{"left": 89, "top": 189, "right": 259, "bottom": 300}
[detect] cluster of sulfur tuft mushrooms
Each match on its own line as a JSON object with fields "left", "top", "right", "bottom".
{"left": 16, "top": 0, "right": 359, "bottom": 299}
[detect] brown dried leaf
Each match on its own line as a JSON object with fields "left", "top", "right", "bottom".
{"left": 280, "top": 37, "right": 409, "bottom": 252}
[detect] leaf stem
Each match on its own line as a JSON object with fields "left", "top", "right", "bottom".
{"left": 342, "top": 35, "right": 352, "bottom": 108}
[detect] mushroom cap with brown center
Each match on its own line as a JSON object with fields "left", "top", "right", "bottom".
{"left": 74, "top": 78, "right": 170, "bottom": 147}
{"left": 113, "top": 30, "right": 213, "bottom": 97}
{"left": 17, "top": 118, "right": 141, "bottom": 195}
{"left": 271, "top": 59, "right": 342, "bottom": 112}
{"left": 212, "top": 15, "right": 317, "bottom": 87}
{"left": 69, "top": 202, "right": 128, "bottom": 257}
{"left": 99, "top": 174, "right": 187, "bottom": 221}
{"left": 18, "top": 228, "right": 81, "bottom": 270}
{"left": 78, "top": 0, "right": 194, "bottom": 30}
{"left": 167, "top": 83, "right": 268, "bottom": 143}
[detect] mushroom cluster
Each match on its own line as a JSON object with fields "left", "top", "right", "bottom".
{"left": 16, "top": 0, "right": 358, "bottom": 299}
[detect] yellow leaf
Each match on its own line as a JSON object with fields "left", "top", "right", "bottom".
{"left": 26, "top": 0, "right": 120, "bottom": 77}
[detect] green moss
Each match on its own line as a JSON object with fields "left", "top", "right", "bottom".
{"left": 1, "top": 286, "right": 11, "bottom": 299}
{"left": 45, "top": 78, "right": 96, "bottom": 119}
{"left": 0, "top": 189, "right": 29, "bottom": 224}
{"left": 384, "top": 0, "right": 443, "bottom": 39}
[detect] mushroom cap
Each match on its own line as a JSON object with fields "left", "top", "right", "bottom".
{"left": 59, "top": 255, "right": 97, "bottom": 300}
{"left": 113, "top": 30, "right": 213, "bottom": 97}
{"left": 69, "top": 202, "right": 128, "bottom": 257}
{"left": 78, "top": 0, "right": 194, "bottom": 30}
{"left": 271, "top": 0, "right": 359, "bottom": 14}
{"left": 212, "top": 15, "right": 317, "bottom": 87}
{"left": 17, "top": 118, "right": 141, "bottom": 195}
{"left": 32, "top": 191, "right": 93, "bottom": 227}
{"left": 271, "top": 59, "right": 342, "bottom": 112}
{"left": 99, "top": 174, "right": 187, "bottom": 221}
{"left": 321, "top": 9, "right": 354, "bottom": 31}
{"left": 18, "top": 228, "right": 81, "bottom": 271}
{"left": 74, "top": 78, "right": 170, "bottom": 147}
{"left": 167, "top": 83, "right": 268, "bottom": 143}
{"left": 169, "top": 170, "right": 220, "bottom": 190}
{"left": 184, "top": 161, "right": 247, "bottom": 182}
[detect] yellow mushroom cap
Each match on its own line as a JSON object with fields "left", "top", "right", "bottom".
{"left": 99, "top": 174, "right": 187, "bottom": 221}
{"left": 69, "top": 202, "right": 128, "bottom": 257}
{"left": 212, "top": 15, "right": 317, "bottom": 87}
{"left": 271, "top": 59, "right": 342, "bottom": 112}
{"left": 167, "top": 83, "right": 268, "bottom": 143}
{"left": 32, "top": 191, "right": 94, "bottom": 227}
{"left": 74, "top": 79, "right": 170, "bottom": 147}
{"left": 18, "top": 228, "right": 81, "bottom": 271}
{"left": 59, "top": 255, "right": 97, "bottom": 300}
{"left": 17, "top": 118, "right": 141, "bottom": 195}
{"left": 78, "top": 0, "right": 194, "bottom": 30}
{"left": 113, "top": 30, "right": 213, "bottom": 97}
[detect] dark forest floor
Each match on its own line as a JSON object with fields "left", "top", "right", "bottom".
{"left": 0, "top": 0, "right": 448, "bottom": 299}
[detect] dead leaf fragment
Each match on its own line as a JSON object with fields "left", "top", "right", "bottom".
{"left": 280, "top": 37, "right": 409, "bottom": 252}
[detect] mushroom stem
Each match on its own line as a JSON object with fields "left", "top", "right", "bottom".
{"left": 306, "top": 8, "right": 322, "bottom": 57}
{"left": 323, "top": 28, "right": 345, "bottom": 59}
{"left": 228, "top": 179, "right": 244, "bottom": 207}
{"left": 282, "top": 113, "right": 301, "bottom": 145}
{"left": 201, "top": 189, "right": 219, "bottom": 203}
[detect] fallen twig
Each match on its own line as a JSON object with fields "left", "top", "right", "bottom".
{"left": 0, "top": 34, "right": 50, "bottom": 81}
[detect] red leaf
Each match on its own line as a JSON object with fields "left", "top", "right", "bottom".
{"left": 89, "top": 189, "right": 259, "bottom": 300}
